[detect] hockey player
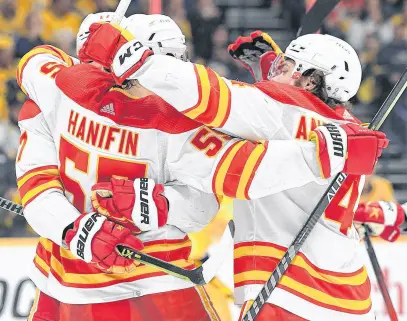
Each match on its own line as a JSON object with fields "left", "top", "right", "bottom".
{"left": 76, "top": 24, "right": 390, "bottom": 320}
{"left": 229, "top": 32, "right": 407, "bottom": 246}
{"left": 17, "top": 13, "right": 224, "bottom": 321}
{"left": 17, "top": 13, "right": 387, "bottom": 321}
{"left": 15, "top": 12, "right": 383, "bottom": 321}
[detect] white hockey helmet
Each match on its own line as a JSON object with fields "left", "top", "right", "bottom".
{"left": 122, "top": 14, "right": 188, "bottom": 61}
{"left": 76, "top": 12, "right": 129, "bottom": 55}
{"left": 283, "top": 34, "right": 362, "bottom": 102}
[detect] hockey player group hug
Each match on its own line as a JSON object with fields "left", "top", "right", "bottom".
{"left": 15, "top": 10, "right": 407, "bottom": 321}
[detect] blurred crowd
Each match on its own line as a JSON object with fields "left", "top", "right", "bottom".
{"left": 0, "top": 0, "right": 406, "bottom": 236}
{"left": 322, "top": 0, "right": 407, "bottom": 107}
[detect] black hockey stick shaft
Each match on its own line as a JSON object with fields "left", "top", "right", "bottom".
{"left": 117, "top": 244, "right": 205, "bottom": 284}
{"left": 243, "top": 68, "right": 407, "bottom": 321}
{"left": 364, "top": 229, "right": 398, "bottom": 321}
{"left": 297, "top": 0, "right": 341, "bottom": 37}
{"left": 0, "top": 196, "right": 214, "bottom": 285}
{"left": 0, "top": 196, "right": 23, "bottom": 215}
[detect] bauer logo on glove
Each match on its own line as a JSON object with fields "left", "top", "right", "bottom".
{"left": 64, "top": 212, "right": 143, "bottom": 274}
{"left": 91, "top": 177, "right": 169, "bottom": 233}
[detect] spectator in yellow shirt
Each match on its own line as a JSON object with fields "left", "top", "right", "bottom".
{"left": 75, "top": 0, "right": 117, "bottom": 16}
{"left": 0, "top": 0, "right": 29, "bottom": 35}
{"left": 15, "top": 11, "right": 44, "bottom": 59}
{"left": 360, "top": 174, "right": 396, "bottom": 203}
{"left": 41, "top": 0, "right": 81, "bottom": 42}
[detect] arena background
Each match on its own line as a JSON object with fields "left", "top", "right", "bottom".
{"left": 0, "top": 0, "right": 406, "bottom": 320}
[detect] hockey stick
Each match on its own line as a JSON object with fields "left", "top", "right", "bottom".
{"left": 297, "top": 0, "right": 341, "bottom": 37}
{"left": 364, "top": 227, "right": 399, "bottom": 321}
{"left": 0, "top": 196, "right": 235, "bottom": 285}
{"left": 117, "top": 220, "right": 235, "bottom": 285}
{"left": 242, "top": 68, "right": 407, "bottom": 321}
{"left": 111, "top": 0, "right": 132, "bottom": 24}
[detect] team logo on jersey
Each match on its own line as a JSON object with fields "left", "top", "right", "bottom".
{"left": 100, "top": 103, "right": 115, "bottom": 115}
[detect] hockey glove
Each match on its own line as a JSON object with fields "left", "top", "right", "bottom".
{"left": 228, "top": 30, "right": 282, "bottom": 81}
{"left": 64, "top": 212, "right": 143, "bottom": 274}
{"left": 78, "top": 22, "right": 132, "bottom": 68}
{"left": 91, "top": 177, "right": 169, "bottom": 233}
{"left": 109, "top": 39, "right": 154, "bottom": 85}
{"left": 354, "top": 201, "right": 405, "bottom": 242}
{"left": 309, "top": 123, "right": 389, "bottom": 179}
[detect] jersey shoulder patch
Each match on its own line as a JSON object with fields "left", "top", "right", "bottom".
{"left": 19, "top": 100, "right": 42, "bottom": 121}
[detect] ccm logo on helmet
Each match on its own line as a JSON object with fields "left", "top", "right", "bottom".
{"left": 77, "top": 213, "right": 101, "bottom": 259}
{"left": 325, "top": 124, "right": 344, "bottom": 157}
{"left": 119, "top": 41, "right": 144, "bottom": 66}
{"left": 139, "top": 178, "right": 150, "bottom": 224}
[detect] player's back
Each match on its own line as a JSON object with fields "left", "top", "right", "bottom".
{"left": 15, "top": 46, "right": 202, "bottom": 303}
{"left": 27, "top": 89, "right": 198, "bottom": 304}
{"left": 233, "top": 81, "right": 372, "bottom": 321}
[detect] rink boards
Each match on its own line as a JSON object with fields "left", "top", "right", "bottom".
{"left": 0, "top": 237, "right": 406, "bottom": 321}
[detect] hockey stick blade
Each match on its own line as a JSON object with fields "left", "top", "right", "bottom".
{"left": 297, "top": 0, "right": 341, "bottom": 37}
{"left": 0, "top": 196, "right": 234, "bottom": 285}
{"left": 364, "top": 227, "right": 398, "bottom": 321}
{"left": 243, "top": 69, "right": 407, "bottom": 321}
{"left": 117, "top": 220, "right": 235, "bottom": 285}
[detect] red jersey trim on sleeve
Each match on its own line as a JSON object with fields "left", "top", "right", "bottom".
{"left": 17, "top": 45, "right": 74, "bottom": 93}
{"left": 212, "top": 140, "right": 268, "bottom": 199}
{"left": 183, "top": 65, "right": 231, "bottom": 128}
{"left": 17, "top": 165, "right": 63, "bottom": 206}
{"left": 18, "top": 100, "right": 42, "bottom": 122}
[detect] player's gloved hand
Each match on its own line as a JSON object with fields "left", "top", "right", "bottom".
{"left": 91, "top": 177, "right": 169, "bottom": 233}
{"left": 228, "top": 30, "right": 282, "bottom": 81}
{"left": 78, "top": 22, "right": 133, "bottom": 68}
{"left": 79, "top": 22, "right": 154, "bottom": 84}
{"left": 64, "top": 212, "right": 143, "bottom": 273}
{"left": 309, "top": 123, "right": 389, "bottom": 178}
{"left": 354, "top": 201, "right": 405, "bottom": 242}
{"left": 110, "top": 39, "right": 153, "bottom": 84}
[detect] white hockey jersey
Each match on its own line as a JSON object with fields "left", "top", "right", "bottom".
{"left": 115, "top": 55, "right": 374, "bottom": 321}
{"left": 16, "top": 47, "right": 328, "bottom": 305}
{"left": 16, "top": 46, "right": 220, "bottom": 304}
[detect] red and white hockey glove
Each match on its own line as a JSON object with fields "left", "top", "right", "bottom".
{"left": 78, "top": 22, "right": 153, "bottom": 81}
{"left": 110, "top": 39, "right": 153, "bottom": 85}
{"left": 309, "top": 123, "right": 389, "bottom": 178}
{"left": 354, "top": 201, "right": 406, "bottom": 242}
{"left": 64, "top": 213, "right": 143, "bottom": 273}
{"left": 91, "top": 177, "right": 169, "bottom": 233}
{"left": 78, "top": 22, "right": 132, "bottom": 68}
{"left": 228, "top": 30, "right": 282, "bottom": 81}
